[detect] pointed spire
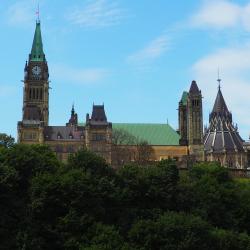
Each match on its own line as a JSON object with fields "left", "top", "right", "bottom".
{"left": 30, "top": 21, "right": 45, "bottom": 62}
{"left": 71, "top": 103, "right": 75, "bottom": 115}
{"left": 217, "top": 68, "right": 221, "bottom": 90}
{"left": 212, "top": 84, "right": 229, "bottom": 114}
{"left": 189, "top": 80, "right": 200, "bottom": 94}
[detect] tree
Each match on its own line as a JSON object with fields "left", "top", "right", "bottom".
{"left": 211, "top": 228, "right": 250, "bottom": 250}
{"left": 80, "top": 223, "right": 124, "bottom": 250}
{"left": 0, "top": 133, "right": 15, "bottom": 148}
{"left": 134, "top": 140, "right": 154, "bottom": 165}
{"left": 185, "top": 163, "right": 240, "bottom": 230}
{"left": 128, "top": 212, "right": 213, "bottom": 250}
{"left": 112, "top": 128, "right": 136, "bottom": 166}
{"left": 115, "top": 160, "right": 179, "bottom": 231}
{"left": 112, "top": 128, "right": 154, "bottom": 166}
{"left": 67, "top": 148, "right": 115, "bottom": 178}
{"left": 0, "top": 144, "right": 60, "bottom": 250}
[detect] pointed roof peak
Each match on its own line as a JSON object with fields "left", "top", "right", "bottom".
{"left": 189, "top": 80, "right": 200, "bottom": 94}
{"left": 180, "top": 91, "right": 188, "bottom": 105}
{"left": 212, "top": 86, "right": 229, "bottom": 114}
{"left": 71, "top": 104, "right": 75, "bottom": 115}
{"left": 30, "top": 21, "right": 45, "bottom": 62}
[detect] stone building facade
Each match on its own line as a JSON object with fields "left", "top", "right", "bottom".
{"left": 17, "top": 21, "right": 248, "bottom": 168}
{"left": 17, "top": 21, "right": 193, "bottom": 165}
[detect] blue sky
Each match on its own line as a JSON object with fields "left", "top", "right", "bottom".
{"left": 1, "top": 0, "right": 250, "bottom": 140}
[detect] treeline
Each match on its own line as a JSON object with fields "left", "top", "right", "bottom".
{"left": 1, "top": 144, "right": 250, "bottom": 250}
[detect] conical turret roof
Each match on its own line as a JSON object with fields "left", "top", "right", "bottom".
{"left": 204, "top": 84, "right": 244, "bottom": 155}
{"left": 30, "top": 21, "right": 45, "bottom": 62}
{"left": 189, "top": 80, "right": 200, "bottom": 94}
{"left": 212, "top": 87, "right": 229, "bottom": 114}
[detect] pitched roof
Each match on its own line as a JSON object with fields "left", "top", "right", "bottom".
{"left": 189, "top": 80, "right": 200, "bottom": 94}
{"left": 91, "top": 105, "right": 107, "bottom": 122}
{"left": 112, "top": 123, "right": 180, "bottom": 145}
{"left": 30, "top": 21, "right": 45, "bottom": 62}
{"left": 212, "top": 87, "right": 229, "bottom": 114}
{"left": 204, "top": 87, "right": 244, "bottom": 153}
{"left": 44, "top": 126, "right": 84, "bottom": 141}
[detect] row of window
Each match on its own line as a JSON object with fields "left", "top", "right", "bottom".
{"left": 53, "top": 144, "right": 84, "bottom": 153}
{"left": 28, "top": 88, "right": 43, "bottom": 100}
{"left": 92, "top": 133, "right": 106, "bottom": 141}
{"left": 192, "top": 99, "right": 200, "bottom": 107}
{"left": 23, "top": 132, "right": 37, "bottom": 140}
{"left": 55, "top": 134, "right": 84, "bottom": 140}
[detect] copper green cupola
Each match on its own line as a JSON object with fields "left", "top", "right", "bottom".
{"left": 30, "top": 21, "right": 45, "bottom": 62}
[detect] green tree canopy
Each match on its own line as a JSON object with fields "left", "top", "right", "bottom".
{"left": 0, "top": 133, "right": 15, "bottom": 148}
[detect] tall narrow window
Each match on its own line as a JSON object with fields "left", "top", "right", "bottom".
{"left": 40, "top": 88, "right": 43, "bottom": 100}
{"left": 32, "top": 88, "right": 35, "bottom": 99}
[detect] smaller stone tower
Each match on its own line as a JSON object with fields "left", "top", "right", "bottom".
{"left": 178, "top": 91, "right": 188, "bottom": 146}
{"left": 85, "top": 105, "right": 112, "bottom": 163}
{"left": 179, "top": 81, "right": 204, "bottom": 161}
{"left": 187, "top": 81, "right": 204, "bottom": 161}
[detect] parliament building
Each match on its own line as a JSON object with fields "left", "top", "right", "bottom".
{"left": 17, "top": 21, "right": 248, "bottom": 169}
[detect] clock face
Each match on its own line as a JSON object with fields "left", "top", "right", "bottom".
{"left": 32, "top": 66, "right": 41, "bottom": 76}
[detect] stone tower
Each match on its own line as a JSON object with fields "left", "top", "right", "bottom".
{"left": 179, "top": 81, "right": 204, "bottom": 161}
{"left": 187, "top": 80, "right": 204, "bottom": 161}
{"left": 85, "top": 105, "right": 112, "bottom": 163}
{"left": 18, "top": 20, "right": 49, "bottom": 143}
{"left": 178, "top": 91, "right": 188, "bottom": 146}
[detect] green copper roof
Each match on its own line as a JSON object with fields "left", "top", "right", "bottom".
{"left": 180, "top": 91, "right": 188, "bottom": 105}
{"left": 112, "top": 123, "right": 180, "bottom": 145}
{"left": 30, "top": 21, "right": 45, "bottom": 62}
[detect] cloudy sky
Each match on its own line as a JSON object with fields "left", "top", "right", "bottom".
{"left": 1, "top": 0, "right": 250, "bottom": 140}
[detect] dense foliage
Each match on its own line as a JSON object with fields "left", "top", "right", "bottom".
{"left": 1, "top": 144, "right": 250, "bottom": 249}
{"left": 0, "top": 133, "right": 15, "bottom": 148}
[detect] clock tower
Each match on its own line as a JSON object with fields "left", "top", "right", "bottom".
{"left": 18, "top": 20, "right": 49, "bottom": 143}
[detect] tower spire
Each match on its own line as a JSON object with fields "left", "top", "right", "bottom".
{"left": 30, "top": 20, "right": 45, "bottom": 62}
{"left": 217, "top": 68, "right": 221, "bottom": 90}
{"left": 71, "top": 103, "right": 75, "bottom": 115}
{"left": 36, "top": 4, "right": 40, "bottom": 23}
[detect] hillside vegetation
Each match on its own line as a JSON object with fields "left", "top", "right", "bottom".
{"left": 1, "top": 144, "right": 250, "bottom": 250}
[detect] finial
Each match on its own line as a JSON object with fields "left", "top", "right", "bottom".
{"left": 217, "top": 68, "right": 221, "bottom": 90}
{"left": 36, "top": 4, "right": 40, "bottom": 23}
{"left": 71, "top": 103, "right": 75, "bottom": 115}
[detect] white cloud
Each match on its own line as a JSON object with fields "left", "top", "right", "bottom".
{"left": 192, "top": 43, "right": 250, "bottom": 139}
{"left": 67, "top": 0, "right": 126, "bottom": 28}
{"left": 51, "top": 64, "right": 109, "bottom": 85}
{"left": 127, "top": 33, "right": 170, "bottom": 66}
{"left": 6, "top": 1, "right": 34, "bottom": 26}
{"left": 190, "top": 0, "right": 250, "bottom": 31}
